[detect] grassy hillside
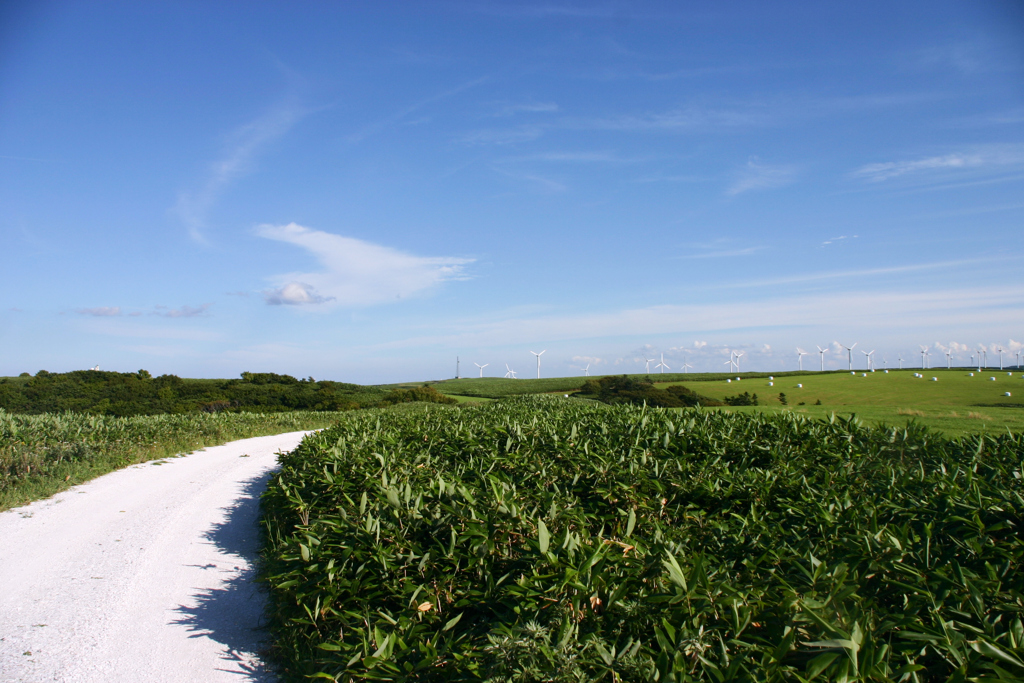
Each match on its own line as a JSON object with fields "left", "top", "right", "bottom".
{"left": 657, "top": 368, "right": 1023, "bottom": 408}
{"left": 654, "top": 368, "right": 1024, "bottom": 436}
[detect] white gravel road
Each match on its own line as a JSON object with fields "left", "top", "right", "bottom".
{"left": 0, "top": 430, "right": 311, "bottom": 683}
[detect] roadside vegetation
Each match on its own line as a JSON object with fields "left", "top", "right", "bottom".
{"left": 259, "top": 396, "right": 1024, "bottom": 682}
{"left": 0, "top": 409, "right": 346, "bottom": 511}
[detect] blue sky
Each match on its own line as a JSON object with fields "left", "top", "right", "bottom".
{"left": 2, "top": 1, "right": 1023, "bottom": 382}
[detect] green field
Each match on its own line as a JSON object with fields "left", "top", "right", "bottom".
{"left": 655, "top": 368, "right": 1024, "bottom": 437}
{"left": 417, "top": 369, "right": 1024, "bottom": 437}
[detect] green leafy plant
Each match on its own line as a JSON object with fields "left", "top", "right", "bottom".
{"left": 259, "top": 396, "right": 1024, "bottom": 682}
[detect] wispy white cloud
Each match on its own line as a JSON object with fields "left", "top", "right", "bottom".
{"left": 469, "top": 3, "right": 622, "bottom": 19}
{"left": 908, "top": 42, "right": 989, "bottom": 75}
{"left": 501, "top": 150, "right": 638, "bottom": 163}
{"left": 852, "top": 145, "right": 1024, "bottom": 184}
{"left": 347, "top": 76, "right": 488, "bottom": 143}
{"left": 821, "top": 234, "right": 858, "bottom": 246}
{"left": 493, "top": 101, "right": 559, "bottom": 117}
{"left": 630, "top": 174, "right": 708, "bottom": 184}
{"left": 77, "top": 306, "right": 121, "bottom": 317}
{"left": 176, "top": 101, "right": 308, "bottom": 243}
{"left": 677, "top": 246, "right": 763, "bottom": 259}
{"left": 489, "top": 166, "right": 567, "bottom": 192}
{"left": 153, "top": 304, "right": 212, "bottom": 318}
{"left": 726, "top": 158, "right": 797, "bottom": 195}
{"left": 459, "top": 125, "right": 546, "bottom": 146}
{"left": 256, "top": 223, "right": 474, "bottom": 307}
{"left": 674, "top": 238, "right": 763, "bottom": 260}
{"left": 579, "top": 106, "right": 769, "bottom": 132}
{"left": 722, "top": 257, "right": 1002, "bottom": 289}
{"left": 376, "top": 285, "right": 1024, "bottom": 351}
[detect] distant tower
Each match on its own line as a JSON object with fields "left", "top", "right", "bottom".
{"left": 456, "top": 356, "right": 460, "bottom": 379}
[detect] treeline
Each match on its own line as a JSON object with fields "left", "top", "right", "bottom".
{"left": 575, "top": 375, "right": 724, "bottom": 407}
{"left": 0, "top": 370, "right": 455, "bottom": 416}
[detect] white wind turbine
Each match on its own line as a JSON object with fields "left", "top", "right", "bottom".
{"left": 982, "top": 348, "right": 988, "bottom": 369}
{"left": 796, "top": 349, "right": 808, "bottom": 371}
{"left": 583, "top": 364, "right": 590, "bottom": 377}
{"left": 998, "top": 346, "right": 1004, "bottom": 370}
{"left": 474, "top": 362, "right": 489, "bottom": 378}
{"left": 862, "top": 349, "right": 875, "bottom": 371}
{"left": 733, "top": 351, "right": 744, "bottom": 373}
{"left": 841, "top": 342, "right": 857, "bottom": 371}
{"left": 945, "top": 349, "right": 952, "bottom": 369}
{"left": 682, "top": 362, "right": 693, "bottom": 373}
{"left": 530, "top": 350, "right": 546, "bottom": 379}
{"left": 816, "top": 345, "right": 828, "bottom": 371}
{"left": 898, "top": 355, "right": 904, "bottom": 370}
{"left": 642, "top": 355, "right": 653, "bottom": 374}
{"left": 505, "top": 364, "right": 517, "bottom": 379}
{"left": 1016, "top": 350, "right": 1021, "bottom": 369}
{"left": 919, "top": 347, "right": 928, "bottom": 369}
{"left": 655, "top": 353, "right": 670, "bottom": 374}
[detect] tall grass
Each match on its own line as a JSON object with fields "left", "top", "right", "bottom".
{"left": 0, "top": 408, "right": 338, "bottom": 511}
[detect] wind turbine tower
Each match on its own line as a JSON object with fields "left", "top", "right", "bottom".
{"left": 797, "top": 348, "right": 808, "bottom": 371}
{"left": 945, "top": 350, "right": 952, "bottom": 369}
{"left": 862, "top": 349, "right": 875, "bottom": 371}
{"left": 733, "top": 351, "right": 744, "bottom": 373}
{"left": 816, "top": 345, "right": 828, "bottom": 371}
{"left": 642, "top": 355, "right": 653, "bottom": 374}
{"left": 456, "top": 356, "right": 461, "bottom": 379}
{"left": 919, "top": 347, "right": 928, "bottom": 369}
{"left": 505, "top": 364, "right": 517, "bottom": 379}
{"left": 841, "top": 342, "right": 857, "bottom": 371}
{"left": 474, "top": 362, "right": 489, "bottom": 378}
{"left": 531, "top": 350, "right": 546, "bottom": 379}
{"left": 682, "top": 362, "right": 693, "bottom": 373}
{"left": 655, "top": 353, "right": 670, "bottom": 374}
{"left": 998, "top": 346, "right": 1004, "bottom": 370}
{"left": 583, "top": 364, "right": 590, "bottom": 377}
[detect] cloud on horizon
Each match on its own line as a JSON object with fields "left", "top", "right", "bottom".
{"left": 77, "top": 306, "right": 121, "bottom": 316}
{"left": 373, "top": 284, "right": 1024, "bottom": 351}
{"left": 257, "top": 223, "right": 474, "bottom": 308}
{"left": 154, "top": 304, "right": 212, "bottom": 318}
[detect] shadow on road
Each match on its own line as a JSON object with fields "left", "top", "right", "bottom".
{"left": 171, "top": 468, "right": 280, "bottom": 682}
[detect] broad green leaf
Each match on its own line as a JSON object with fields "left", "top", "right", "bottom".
{"left": 443, "top": 613, "right": 463, "bottom": 631}
{"left": 538, "top": 519, "right": 550, "bottom": 554}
